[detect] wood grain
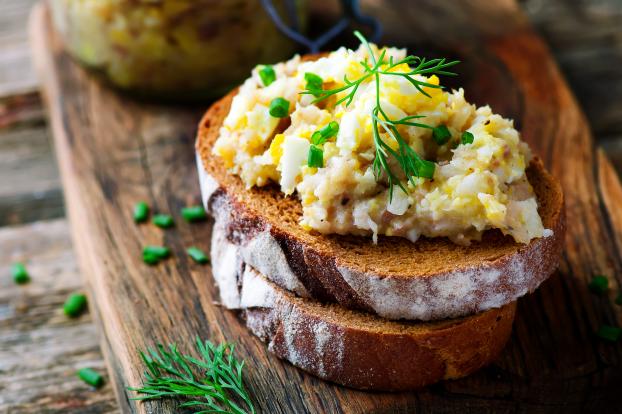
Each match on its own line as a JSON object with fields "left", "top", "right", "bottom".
{"left": 521, "top": 0, "right": 622, "bottom": 139}
{"left": 0, "top": 219, "right": 117, "bottom": 414}
{"left": 30, "top": 1, "right": 622, "bottom": 413}
{"left": 0, "top": 93, "right": 64, "bottom": 226}
{"left": 0, "top": 0, "right": 39, "bottom": 96}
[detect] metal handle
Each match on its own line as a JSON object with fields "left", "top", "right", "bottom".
{"left": 260, "top": 0, "right": 382, "bottom": 53}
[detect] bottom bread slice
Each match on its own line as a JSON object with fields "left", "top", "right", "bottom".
{"left": 212, "top": 223, "right": 517, "bottom": 391}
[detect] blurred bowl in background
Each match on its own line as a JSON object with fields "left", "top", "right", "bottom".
{"left": 49, "top": 0, "right": 307, "bottom": 102}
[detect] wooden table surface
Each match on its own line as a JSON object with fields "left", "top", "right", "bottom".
{"left": 1, "top": 1, "right": 621, "bottom": 413}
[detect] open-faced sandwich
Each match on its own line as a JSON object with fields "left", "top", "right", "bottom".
{"left": 196, "top": 32, "right": 565, "bottom": 391}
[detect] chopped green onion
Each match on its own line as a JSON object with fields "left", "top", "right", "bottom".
{"left": 588, "top": 275, "right": 609, "bottom": 294}
{"left": 417, "top": 159, "right": 436, "bottom": 179}
{"left": 461, "top": 131, "right": 474, "bottom": 145}
{"left": 311, "top": 121, "right": 340, "bottom": 145}
{"left": 77, "top": 368, "right": 104, "bottom": 388}
{"left": 258, "top": 65, "right": 276, "bottom": 87}
{"left": 308, "top": 145, "right": 324, "bottom": 168}
{"left": 432, "top": 125, "right": 451, "bottom": 145}
{"left": 143, "top": 252, "right": 160, "bottom": 265}
{"left": 143, "top": 245, "right": 170, "bottom": 260}
{"left": 133, "top": 201, "right": 150, "bottom": 223}
{"left": 181, "top": 206, "right": 207, "bottom": 223}
{"left": 64, "top": 293, "right": 88, "bottom": 318}
{"left": 143, "top": 246, "right": 170, "bottom": 265}
{"left": 11, "top": 262, "right": 30, "bottom": 284}
{"left": 596, "top": 325, "right": 622, "bottom": 342}
{"left": 187, "top": 247, "right": 210, "bottom": 264}
{"left": 152, "top": 214, "right": 174, "bottom": 228}
{"left": 616, "top": 292, "right": 622, "bottom": 306}
{"left": 134, "top": 201, "right": 149, "bottom": 223}
{"left": 269, "top": 97, "right": 290, "bottom": 118}
{"left": 304, "top": 72, "right": 324, "bottom": 96}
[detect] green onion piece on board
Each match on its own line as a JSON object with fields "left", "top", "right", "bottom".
{"left": 308, "top": 145, "right": 324, "bottom": 168}
{"left": 133, "top": 201, "right": 150, "bottom": 223}
{"left": 143, "top": 246, "right": 170, "bottom": 259}
{"left": 258, "top": 65, "right": 276, "bottom": 87}
{"left": 432, "top": 125, "right": 451, "bottom": 145}
{"left": 588, "top": 275, "right": 609, "bottom": 294}
{"left": 11, "top": 262, "right": 30, "bottom": 284}
{"left": 269, "top": 97, "right": 290, "bottom": 118}
{"left": 143, "top": 252, "right": 160, "bottom": 265}
{"left": 304, "top": 72, "right": 324, "bottom": 96}
{"left": 64, "top": 293, "right": 88, "bottom": 318}
{"left": 461, "top": 131, "right": 474, "bottom": 145}
{"left": 152, "top": 214, "right": 174, "bottom": 228}
{"left": 187, "top": 247, "right": 210, "bottom": 264}
{"left": 616, "top": 292, "right": 622, "bottom": 306}
{"left": 597, "top": 325, "right": 622, "bottom": 342}
{"left": 181, "top": 206, "right": 207, "bottom": 223}
{"left": 77, "top": 368, "right": 104, "bottom": 388}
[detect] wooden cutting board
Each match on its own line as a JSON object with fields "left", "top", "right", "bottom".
{"left": 30, "top": 1, "right": 622, "bottom": 412}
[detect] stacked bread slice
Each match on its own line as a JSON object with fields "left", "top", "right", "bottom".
{"left": 196, "top": 90, "right": 565, "bottom": 391}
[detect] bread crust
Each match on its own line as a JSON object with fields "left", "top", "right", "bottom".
{"left": 197, "top": 88, "right": 565, "bottom": 321}
{"left": 210, "top": 220, "right": 516, "bottom": 391}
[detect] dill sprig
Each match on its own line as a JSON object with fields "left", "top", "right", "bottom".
{"left": 301, "top": 31, "right": 459, "bottom": 199}
{"left": 129, "top": 337, "right": 255, "bottom": 414}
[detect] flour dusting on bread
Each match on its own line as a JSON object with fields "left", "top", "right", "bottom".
{"left": 210, "top": 243, "right": 515, "bottom": 390}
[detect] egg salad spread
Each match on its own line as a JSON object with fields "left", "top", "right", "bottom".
{"left": 213, "top": 38, "right": 548, "bottom": 245}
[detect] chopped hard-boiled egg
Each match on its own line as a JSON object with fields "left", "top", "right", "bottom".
{"left": 280, "top": 135, "right": 310, "bottom": 195}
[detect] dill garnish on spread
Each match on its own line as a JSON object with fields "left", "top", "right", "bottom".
{"left": 302, "top": 31, "right": 458, "bottom": 199}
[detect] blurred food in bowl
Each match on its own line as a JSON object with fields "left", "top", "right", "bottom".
{"left": 49, "top": 0, "right": 307, "bottom": 101}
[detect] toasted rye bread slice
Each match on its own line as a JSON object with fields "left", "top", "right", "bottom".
{"left": 210, "top": 220, "right": 516, "bottom": 391}
{"left": 196, "top": 88, "right": 565, "bottom": 321}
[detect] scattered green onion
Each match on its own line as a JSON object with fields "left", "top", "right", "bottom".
{"left": 133, "top": 201, "right": 150, "bottom": 223}
{"left": 64, "top": 293, "right": 88, "bottom": 318}
{"left": 616, "top": 292, "right": 622, "bottom": 306}
{"left": 461, "top": 131, "right": 474, "bottom": 145}
{"left": 181, "top": 206, "right": 207, "bottom": 223}
{"left": 258, "top": 65, "right": 276, "bottom": 87}
{"left": 588, "top": 275, "right": 609, "bottom": 294}
{"left": 304, "top": 72, "right": 324, "bottom": 97}
{"left": 269, "top": 97, "right": 290, "bottom": 118}
{"left": 152, "top": 214, "right": 174, "bottom": 228}
{"left": 596, "top": 325, "right": 622, "bottom": 342}
{"left": 187, "top": 247, "right": 210, "bottom": 264}
{"left": 142, "top": 246, "right": 170, "bottom": 265}
{"left": 143, "top": 252, "right": 159, "bottom": 265}
{"left": 432, "top": 125, "right": 451, "bottom": 145}
{"left": 311, "top": 121, "right": 340, "bottom": 145}
{"left": 11, "top": 262, "right": 30, "bottom": 284}
{"left": 143, "top": 246, "right": 170, "bottom": 260}
{"left": 77, "top": 368, "right": 104, "bottom": 388}
{"left": 308, "top": 145, "right": 324, "bottom": 168}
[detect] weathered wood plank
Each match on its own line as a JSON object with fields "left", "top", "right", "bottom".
{"left": 0, "top": 219, "right": 118, "bottom": 413}
{"left": 522, "top": 0, "right": 622, "bottom": 138}
{"left": 0, "top": 0, "right": 39, "bottom": 96}
{"left": 30, "top": 0, "right": 622, "bottom": 412}
{"left": 0, "top": 92, "right": 64, "bottom": 225}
